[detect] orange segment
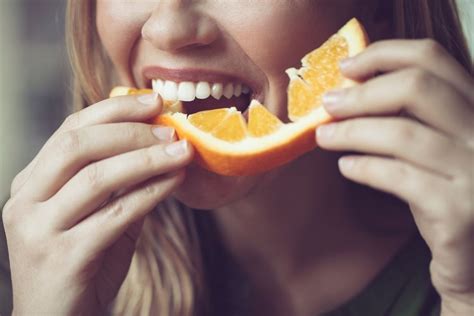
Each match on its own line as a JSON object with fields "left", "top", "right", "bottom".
{"left": 108, "top": 18, "right": 369, "bottom": 176}
{"left": 247, "top": 100, "right": 283, "bottom": 137}
{"left": 287, "top": 34, "right": 349, "bottom": 121}
{"left": 210, "top": 108, "right": 248, "bottom": 142}
{"left": 188, "top": 108, "right": 229, "bottom": 132}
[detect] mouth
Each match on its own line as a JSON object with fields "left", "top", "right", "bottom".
{"left": 143, "top": 67, "right": 263, "bottom": 117}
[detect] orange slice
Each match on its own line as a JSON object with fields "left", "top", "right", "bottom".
{"left": 109, "top": 18, "right": 368, "bottom": 176}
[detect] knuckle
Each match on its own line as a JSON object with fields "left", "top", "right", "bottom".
{"left": 141, "top": 147, "right": 157, "bottom": 169}
{"left": 84, "top": 163, "right": 103, "bottom": 189}
{"left": 2, "top": 199, "right": 17, "bottom": 226}
{"left": 57, "top": 130, "right": 81, "bottom": 156}
{"left": 63, "top": 112, "right": 82, "bottom": 129}
{"left": 1, "top": 197, "right": 30, "bottom": 229}
{"left": 393, "top": 120, "right": 418, "bottom": 145}
{"left": 406, "top": 68, "right": 432, "bottom": 96}
{"left": 10, "top": 172, "right": 26, "bottom": 195}
{"left": 419, "top": 39, "right": 445, "bottom": 60}
{"left": 123, "top": 124, "right": 143, "bottom": 141}
{"left": 104, "top": 199, "right": 126, "bottom": 219}
{"left": 391, "top": 163, "right": 416, "bottom": 197}
{"left": 144, "top": 182, "right": 158, "bottom": 196}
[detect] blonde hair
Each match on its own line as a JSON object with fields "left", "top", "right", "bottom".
{"left": 65, "top": 1, "right": 472, "bottom": 315}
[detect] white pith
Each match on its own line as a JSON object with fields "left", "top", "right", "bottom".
{"left": 164, "top": 104, "right": 330, "bottom": 154}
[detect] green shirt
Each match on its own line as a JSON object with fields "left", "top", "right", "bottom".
{"left": 323, "top": 234, "right": 440, "bottom": 316}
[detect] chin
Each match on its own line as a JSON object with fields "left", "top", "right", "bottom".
{"left": 171, "top": 160, "right": 266, "bottom": 210}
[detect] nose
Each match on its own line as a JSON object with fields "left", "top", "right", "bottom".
{"left": 141, "top": 1, "right": 219, "bottom": 52}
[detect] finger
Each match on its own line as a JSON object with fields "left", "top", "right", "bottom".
{"left": 59, "top": 93, "right": 162, "bottom": 131}
{"left": 21, "top": 123, "right": 177, "bottom": 201}
{"left": 68, "top": 170, "right": 185, "bottom": 256}
{"left": 10, "top": 160, "right": 38, "bottom": 197}
{"left": 322, "top": 68, "right": 474, "bottom": 144}
{"left": 316, "top": 117, "right": 470, "bottom": 178}
{"left": 337, "top": 155, "right": 451, "bottom": 212}
{"left": 46, "top": 140, "right": 192, "bottom": 229}
{"left": 341, "top": 39, "right": 474, "bottom": 103}
{"left": 10, "top": 93, "right": 162, "bottom": 197}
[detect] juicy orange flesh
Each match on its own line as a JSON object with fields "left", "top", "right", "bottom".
{"left": 211, "top": 111, "right": 248, "bottom": 142}
{"left": 188, "top": 108, "right": 229, "bottom": 132}
{"left": 248, "top": 103, "right": 283, "bottom": 137}
{"left": 288, "top": 35, "right": 348, "bottom": 119}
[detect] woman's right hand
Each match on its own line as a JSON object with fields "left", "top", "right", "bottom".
{"left": 2, "top": 93, "right": 193, "bottom": 315}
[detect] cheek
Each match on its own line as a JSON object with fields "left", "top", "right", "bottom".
{"left": 96, "top": 1, "right": 150, "bottom": 85}
{"left": 224, "top": 3, "right": 356, "bottom": 86}
{"left": 220, "top": 2, "right": 355, "bottom": 116}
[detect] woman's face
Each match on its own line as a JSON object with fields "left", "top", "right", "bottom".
{"left": 96, "top": 0, "right": 368, "bottom": 209}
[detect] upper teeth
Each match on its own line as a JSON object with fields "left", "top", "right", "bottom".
{"left": 152, "top": 79, "right": 251, "bottom": 102}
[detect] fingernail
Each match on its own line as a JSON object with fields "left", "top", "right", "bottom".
{"left": 322, "top": 89, "right": 346, "bottom": 109}
{"left": 137, "top": 93, "right": 159, "bottom": 106}
{"left": 152, "top": 126, "right": 175, "bottom": 141}
{"left": 339, "top": 57, "right": 354, "bottom": 70}
{"left": 316, "top": 123, "right": 336, "bottom": 140}
{"left": 339, "top": 157, "right": 355, "bottom": 172}
{"left": 165, "top": 140, "right": 188, "bottom": 157}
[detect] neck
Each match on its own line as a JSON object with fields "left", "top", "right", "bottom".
{"left": 213, "top": 150, "right": 417, "bottom": 315}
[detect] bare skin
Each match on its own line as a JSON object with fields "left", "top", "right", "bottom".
{"left": 3, "top": 1, "right": 473, "bottom": 315}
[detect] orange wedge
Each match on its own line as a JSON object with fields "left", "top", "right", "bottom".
{"left": 110, "top": 18, "right": 368, "bottom": 176}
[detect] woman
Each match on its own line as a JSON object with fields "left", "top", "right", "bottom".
{"left": 1, "top": 0, "right": 472, "bottom": 315}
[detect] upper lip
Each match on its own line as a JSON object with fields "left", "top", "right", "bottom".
{"left": 142, "top": 66, "right": 263, "bottom": 100}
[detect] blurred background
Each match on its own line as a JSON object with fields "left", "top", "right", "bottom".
{"left": 0, "top": 0, "right": 473, "bottom": 199}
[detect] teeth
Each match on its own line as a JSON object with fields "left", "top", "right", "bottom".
{"left": 178, "top": 81, "right": 195, "bottom": 102}
{"left": 152, "top": 79, "right": 251, "bottom": 101}
{"left": 211, "top": 83, "right": 223, "bottom": 99}
{"left": 152, "top": 79, "right": 164, "bottom": 94}
{"left": 223, "top": 83, "right": 234, "bottom": 99}
{"left": 234, "top": 83, "right": 242, "bottom": 97}
{"left": 163, "top": 80, "right": 178, "bottom": 101}
{"left": 196, "top": 81, "right": 211, "bottom": 99}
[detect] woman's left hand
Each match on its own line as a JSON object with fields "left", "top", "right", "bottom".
{"left": 315, "top": 39, "right": 474, "bottom": 315}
